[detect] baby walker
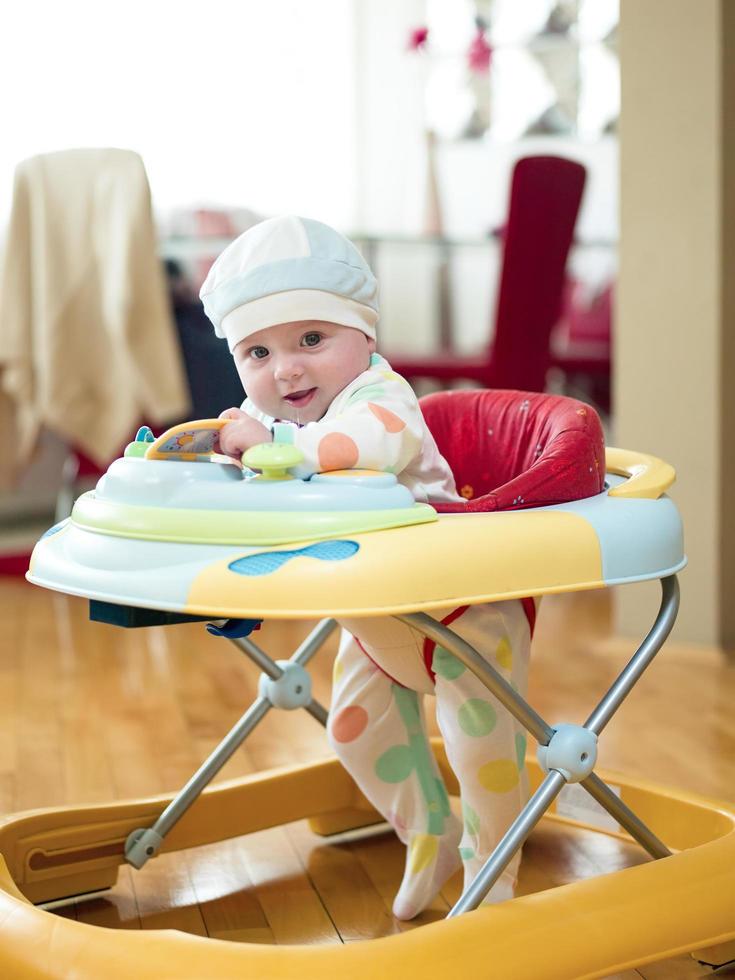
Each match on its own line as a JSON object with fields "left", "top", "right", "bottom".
{"left": 3, "top": 388, "right": 734, "bottom": 979}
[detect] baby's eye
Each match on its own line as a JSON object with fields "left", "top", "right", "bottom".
{"left": 249, "top": 346, "right": 269, "bottom": 360}
{"left": 301, "top": 332, "right": 322, "bottom": 348}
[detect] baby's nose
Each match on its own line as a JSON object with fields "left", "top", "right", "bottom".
{"left": 273, "top": 355, "right": 304, "bottom": 381}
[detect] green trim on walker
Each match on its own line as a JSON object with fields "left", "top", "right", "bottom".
{"left": 70, "top": 491, "right": 437, "bottom": 546}
{"left": 124, "top": 441, "right": 148, "bottom": 458}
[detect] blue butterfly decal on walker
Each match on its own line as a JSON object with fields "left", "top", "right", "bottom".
{"left": 228, "top": 540, "right": 360, "bottom": 577}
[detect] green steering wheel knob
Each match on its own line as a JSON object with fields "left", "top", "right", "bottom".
{"left": 124, "top": 441, "right": 149, "bottom": 458}
{"left": 242, "top": 442, "right": 304, "bottom": 480}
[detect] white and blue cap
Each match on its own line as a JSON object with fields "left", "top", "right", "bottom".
{"left": 199, "top": 215, "right": 379, "bottom": 352}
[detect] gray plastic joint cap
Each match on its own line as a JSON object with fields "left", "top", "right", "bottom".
{"left": 125, "top": 827, "right": 164, "bottom": 869}
{"left": 258, "top": 660, "right": 313, "bottom": 710}
{"left": 536, "top": 723, "right": 598, "bottom": 783}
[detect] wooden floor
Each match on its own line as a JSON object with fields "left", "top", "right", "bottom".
{"left": 2, "top": 577, "right": 734, "bottom": 978}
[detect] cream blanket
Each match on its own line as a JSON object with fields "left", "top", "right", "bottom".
{"left": 0, "top": 148, "right": 190, "bottom": 487}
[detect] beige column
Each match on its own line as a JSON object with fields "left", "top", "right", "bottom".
{"left": 616, "top": 0, "right": 735, "bottom": 648}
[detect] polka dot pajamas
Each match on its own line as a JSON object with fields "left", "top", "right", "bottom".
{"left": 329, "top": 600, "right": 532, "bottom": 920}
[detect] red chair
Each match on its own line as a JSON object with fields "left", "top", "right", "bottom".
{"left": 551, "top": 278, "right": 612, "bottom": 413}
{"left": 387, "top": 156, "right": 587, "bottom": 394}
{"left": 419, "top": 387, "right": 605, "bottom": 512}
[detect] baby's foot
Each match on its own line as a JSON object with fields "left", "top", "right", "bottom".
{"left": 461, "top": 857, "right": 517, "bottom": 907}
{"left": 477, "top": 873, "right": 515, "bottom": 905}
{"left": 392, "top": 819, "right": 463, "bottom": 921}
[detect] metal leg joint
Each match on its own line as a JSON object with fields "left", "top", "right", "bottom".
{"left": 537, "top": 724, "right": 598, "bottom": 782}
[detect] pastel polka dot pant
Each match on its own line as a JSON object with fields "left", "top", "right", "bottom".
{"left": 328, "top": 601, "right": 531, "bottom": 920}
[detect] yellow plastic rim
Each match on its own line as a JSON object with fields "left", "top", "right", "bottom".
{"left": 0, "top": 750, "right": 732, "bottom": 980}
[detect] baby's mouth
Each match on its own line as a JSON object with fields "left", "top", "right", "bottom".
{"left": 283, "top": 387, "right": 317, "bottom": 408}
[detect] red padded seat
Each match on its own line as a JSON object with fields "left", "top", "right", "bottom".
{"left": 420, "top": 389, "right": 605, "bottom": 513}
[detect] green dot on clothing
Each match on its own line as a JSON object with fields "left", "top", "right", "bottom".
{"left": 346, "top": 383, "right": 387, "bottom": 404}
{"left": 375, "top": 744, "right": 414, "bottom": 783}
{"left": 515, "top": 732, "right": 527, "bottom": 770}
{"left": 432, "top": 646, "right": 466, "bottom": 680}
{"left": 462, "top": 801, "right": 481, "bottom": 838}
{"left": 458, "top": 699, "right": 497, "bottom": 737}
{"left": 459, "top": 846, "right": 475, "bottom": 861}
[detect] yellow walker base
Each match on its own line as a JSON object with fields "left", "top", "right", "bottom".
{"left": 0, "top": 744, "right": 733, "bottom": 980}
{"left": 17, "top": 439, "right": 732, "bottom": 976}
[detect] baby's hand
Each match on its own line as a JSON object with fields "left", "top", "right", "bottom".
{"left": 218, "top": 407, "right": 248, "bottom": 422}
{"left": 217, "top": 412, "right": 272, "bottom": 459}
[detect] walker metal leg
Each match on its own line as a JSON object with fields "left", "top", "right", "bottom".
{"left": 125, "top": 618, "right": 337, "bottom": 869}
{"left": 581, "top": 772, "right": 670, "bottom": 859}
{"left": 584, "top": 576, "right": 680, "bottom": 736}
{"left": 126, "top": 697, "right": 273, "bottom": 868}
{"left": 448, "top": 770, "right": 567, "bottom": 917}
{"left": 399, "top": 576, "right": 680, "bottom": 914}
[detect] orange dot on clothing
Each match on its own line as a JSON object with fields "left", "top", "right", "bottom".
{"left": 330, "top": 705, "right": 368, "bottom": 743}
{"left": 367, "top": 402, "right": 406, "bottom": 433}
{"left": 318, "top": 432, "right": 360, "bottom": 471}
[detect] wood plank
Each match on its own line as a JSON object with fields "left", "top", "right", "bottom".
{"left": 601, "top": 973, "right": 643, "bottom": 979}
{"left": 16, "top": 583, "right": 65, "bottom": 811}
{"left": 183, "top": 837, "right": 275, "bottom": 944}
{"left": 0, "top": 586, "right": 22, "bottom": 798}
{"left": 71, "top": 864, "right": 142, "bottom": 930}
{"left": 232, "top": 826, "right": 341, "bottom": 946}
{"left": 635, "top": 955, "right": 713, "bottom": 978}
{"left": 286, "top": 819, "right": 401, "bottom": 942}
{"left": 129, "top": 850, "right": 208, "bottom": 936}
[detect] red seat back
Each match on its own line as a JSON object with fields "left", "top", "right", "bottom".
{"left": 420, "top": 389, "right": 605, "bottom": 513}
{"left": 490, "top": 155, "right": 586, "bottom": 391}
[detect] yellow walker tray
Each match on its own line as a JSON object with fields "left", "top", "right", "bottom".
{"left": 8, "top": 422, "right": 735, "bottom": 978}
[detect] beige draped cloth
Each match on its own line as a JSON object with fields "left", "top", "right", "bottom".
{"left": 0, "top": 148, "right": 190, "bottom": 487}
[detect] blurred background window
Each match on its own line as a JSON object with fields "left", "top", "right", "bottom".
{"left": 0, "top": 0, "right": 360, "bottom": 226}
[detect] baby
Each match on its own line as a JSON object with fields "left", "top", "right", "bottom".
{"left": 200, "top": 215, "right": 533, "bottom": 919}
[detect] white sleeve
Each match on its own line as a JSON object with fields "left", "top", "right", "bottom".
{"left": 272, "top": 382, "right": 425, "bottom": 477}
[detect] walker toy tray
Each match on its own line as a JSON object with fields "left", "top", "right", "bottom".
{"left": 27, "top": 422, "right": 685, "bottom": 620}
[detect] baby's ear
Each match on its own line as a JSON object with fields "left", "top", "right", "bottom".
{"left": 367, "top": 336, "right": 377, "bottom": 354}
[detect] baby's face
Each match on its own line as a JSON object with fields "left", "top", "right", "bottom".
{"left": 232, "top": 320, "right": 376, "bottom": 423}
